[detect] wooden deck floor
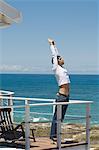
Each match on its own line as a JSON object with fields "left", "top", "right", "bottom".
{"left": 0, "top": 137, "right": 87, "bottom": 150}
{"left": 30, "top": 138, "right": 87, "bottom": 150}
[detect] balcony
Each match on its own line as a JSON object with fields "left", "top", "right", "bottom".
{"left": 0, "top": 90, "right": 93, "bottom": 150}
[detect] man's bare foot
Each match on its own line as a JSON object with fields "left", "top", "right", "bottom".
{"left": 50, "top": 138, "right": 57, "bottom": 144}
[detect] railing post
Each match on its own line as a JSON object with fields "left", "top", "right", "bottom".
{"left": 57, "top": 104, "right": 61, "bottom": 150}
{"left": 8, "top": 94, "right": 13, "bottom": 122}
{"left": 53, "top": 100, "right": 55, "bottom": 114}
{"left": 0, "top": 92, "right": 3, "bottom": 106}
{"left": 86, "top": 103, "right": 90, "bottom": 150}
{"left": 25, "top": 100, "right": 30, "bottom": 150}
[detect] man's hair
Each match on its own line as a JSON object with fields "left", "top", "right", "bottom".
{"left": 52, "top": 41, "right": 55, "bottom": 45}
{"left": 51, "top": 55, "right": 61, "bottom": 64}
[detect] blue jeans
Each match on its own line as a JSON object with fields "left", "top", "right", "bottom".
{"left": 50, "top": 94, "right": 69, "bottom": 140}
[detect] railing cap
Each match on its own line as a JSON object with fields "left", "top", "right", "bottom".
{"left": 0, "top": 90, "right": 14, "bottom": 96}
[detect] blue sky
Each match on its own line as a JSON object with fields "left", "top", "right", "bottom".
{"left": 0, "top": 0, "right": 99, "bottom": 74}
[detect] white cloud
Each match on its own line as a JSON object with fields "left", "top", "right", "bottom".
{"left": 0, "top": 64, "right": 51, "bottom": 74}
{"left": 0, "top": 65, "right": 21, "bottom": 71}
{"left": 0, "top": 64, "right": 98, "bottom": 74}
{"left": 0, "top": 64, "right": 30, "bottom": 72}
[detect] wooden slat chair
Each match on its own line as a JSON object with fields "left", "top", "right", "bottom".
{"left": 0, "top": 108, "right": 36, "bottom": 142}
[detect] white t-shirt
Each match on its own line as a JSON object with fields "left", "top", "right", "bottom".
{"left": 50, "top": 45, "right": 70, "bottom": 86}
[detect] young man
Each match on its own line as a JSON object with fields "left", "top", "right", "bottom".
{"left": 48, "top": 38, "right": 70, "bottom": 141}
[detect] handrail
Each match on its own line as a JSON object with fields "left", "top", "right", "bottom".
{"left": 1, "top": 96, "right": 54, "bottom": 102}
{"left": 0, "top": 90, "right": 14, "bottom": 96}
{"left": 1, "top": 96, "right": 93, "bottom": 104}
{"left": 0, "top": 100, "right": 92, "bottom": 108}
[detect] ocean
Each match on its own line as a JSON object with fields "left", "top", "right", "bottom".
{"left": 0, "top": 74, "right": 99, "bottom": 125}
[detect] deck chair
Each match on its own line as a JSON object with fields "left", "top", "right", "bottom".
{"left": 0, "top": 108, "right": 36, "bottom": 142}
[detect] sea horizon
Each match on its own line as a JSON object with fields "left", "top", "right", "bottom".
{"left": 0, "top": 72, "right": 99, "bottom": 75}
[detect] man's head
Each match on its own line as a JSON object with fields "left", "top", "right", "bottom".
{"left": 52, "top": 55, "right": 64, "bottom": 66}
{"left": 57, "top": 55, "right": 64, "bottom": 65}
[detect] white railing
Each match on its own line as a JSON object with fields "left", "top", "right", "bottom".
{"left": 0, "top": 90, "right": 14, "bottom": 95}
{"left": 0, "top": 95, "right": 93, "bottom": 150}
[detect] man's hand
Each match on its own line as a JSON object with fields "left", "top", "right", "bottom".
{"left": 48, "top": 38, "right": 55, "bottom": 45}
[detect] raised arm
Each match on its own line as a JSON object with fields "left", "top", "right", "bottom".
{"left": 48, "top": 38, "right": 59, "bottom": 70}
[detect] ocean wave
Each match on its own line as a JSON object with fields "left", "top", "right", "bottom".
{"left": 32, "top": 117, "right": 49, "bottom": 122}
